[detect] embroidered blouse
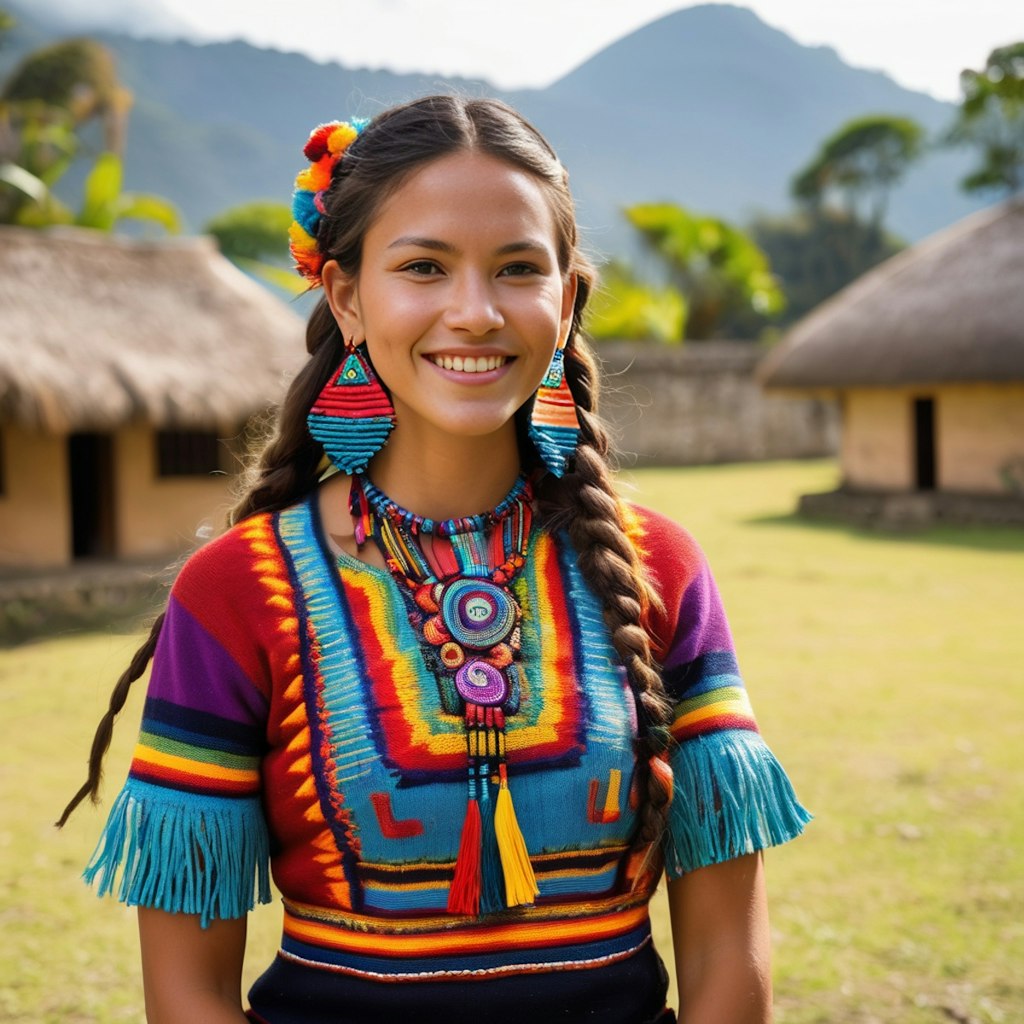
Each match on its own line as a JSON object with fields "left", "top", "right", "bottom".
{"left": 85, "top": 495, "right": 809, "bottom": 1023}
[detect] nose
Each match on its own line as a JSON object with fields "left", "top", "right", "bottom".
{"left": 442, "top": 272, "right": 505, "bottom": 336}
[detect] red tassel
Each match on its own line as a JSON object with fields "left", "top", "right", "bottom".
{"left": 447, "top": 798, "right": 482, "bottom": 915}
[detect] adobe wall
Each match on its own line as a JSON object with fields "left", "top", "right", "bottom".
{"left": 840, "top": 390, "right": 914, "bottom": 490}
{"left": 0, "top": 425, "right": 71, "bottom": 567}
{"left": 596, "top": 341, "right": 839, "bottom": 465}
{"left": 937, "top": 384, "right": 1024, "bottom": 495}
{"left": 112, "top": 424, "right": 235, "bottom": 558}
{"left": 839, "top": 384, "right": 1024, "bottom": 496}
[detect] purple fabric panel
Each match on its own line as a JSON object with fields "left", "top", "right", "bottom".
{"left": 661, "top": 562, "right": 735, "bottom": 671}
{"left": 147, "top": 594, "right": 268, "bottom": 724}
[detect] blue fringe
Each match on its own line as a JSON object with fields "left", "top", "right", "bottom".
{"left": 83, "top": 778, "right": 272, "bottom": 928}
{"left": 663, "top": 729, "right": 812, "bottom": 878}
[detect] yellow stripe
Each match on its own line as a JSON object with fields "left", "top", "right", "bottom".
{"left": 603, "top": 769, "right": 622, "bottom": 818}
{"left": 284, "top": 903, "right": 649, "bottom": 956}
{"left": 133, "top": 744, "right": 258, "bottom": 784}
{"left": 671, "top": 691, "right": 754, "bottom": 731}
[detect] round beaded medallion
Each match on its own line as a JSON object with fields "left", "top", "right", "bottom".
{"left": 439, "top": 578, "right": 517, "bottom": 651}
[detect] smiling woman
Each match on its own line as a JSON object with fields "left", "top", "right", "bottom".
{"left": 61, "top": 95, "right": 809, "bottom": 1024}
{"left": 321, "top": 149, "right": 576, "bottom": 484}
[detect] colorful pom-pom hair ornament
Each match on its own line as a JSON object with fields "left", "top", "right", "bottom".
{"left": 289, "top": 117, "right": 370, "bottom": 286}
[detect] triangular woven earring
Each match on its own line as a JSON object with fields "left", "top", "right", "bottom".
{"left": 528, "top": 347, "right": 580, "bottom": 477}
{"left": 307, "top": 341, "right": 396, "bottom": 474}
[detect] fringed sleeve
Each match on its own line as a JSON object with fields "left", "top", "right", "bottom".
{"left": 85, "top": 532, "right": 274, "bottom": 926}
{"left": 84, "top": 780, "right": 270, "bottom": 928}
{"left": 626, "top": 505, "right": 811, "bottom": 879}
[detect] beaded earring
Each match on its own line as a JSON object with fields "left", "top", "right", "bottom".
{"left": 307, "top": 340, "right": 396, "bottom": 474}
{"left": 527, "top": 347, "right": 581, "bottom": 477}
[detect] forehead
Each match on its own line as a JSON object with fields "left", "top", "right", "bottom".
{"left": 366, "top": 150, "right": 560, "bottom": 250}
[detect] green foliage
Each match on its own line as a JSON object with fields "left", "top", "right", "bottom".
{"left": 76, "top": 151, "right": 180, "bottom": 232}
{"left": 792, "top": 114, "right": 924, "bottom": 226}
{"left": 7, "top": 150, "right": 180, "bottom": 231}
{"left": 585, "top": 261, "right": 686, "bottom": 342}
{"left": 947, "top": 43, "right": 1024, "bottom": 196}
{"left": 0, "top": 33, "right": 178, "bottom": 233}
{"left": 205, "top": 201, "right": 292, "bottom": 261}
{"left": 623, "top": 202, "right": 784, "bottom": 340}
{"left": 204, "top": 201, "right": 305, "bottom": 296}
{"left": 750, "top": 209, "right": 904, "bottom": 328}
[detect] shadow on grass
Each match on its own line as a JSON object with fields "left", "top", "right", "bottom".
{"left": 746, "top": 511, "right": 1024, "bottom": 554}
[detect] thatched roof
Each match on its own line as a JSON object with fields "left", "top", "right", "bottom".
{"left": 0, "top": 226, "right": 307, "bottom": 432}
{"left": 760, "top": 198, "right": 1024, "bottom": 391}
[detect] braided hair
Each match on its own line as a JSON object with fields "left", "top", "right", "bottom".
{"left": 60, "top": 96, "right": 674, "bottom": 861}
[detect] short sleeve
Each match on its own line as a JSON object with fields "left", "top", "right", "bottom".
{"left": 626, "top": 505, "right": 811, "bottom": 879}
{"left": 84, "top": 528, "right": 274, "bottom": 927}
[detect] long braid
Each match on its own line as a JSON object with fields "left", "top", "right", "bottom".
{"left": 58, "top": 304, "right": 343, "bottom": 827}
{"left": 536, "top": 339, "right": 674, "bottom": 853}
{"left": 55, "top": 612, "right": 166, "bottom": 826}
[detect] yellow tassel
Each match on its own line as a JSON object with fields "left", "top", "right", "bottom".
{"left": 493, "top": 771, "right": 539, "bottom": 907}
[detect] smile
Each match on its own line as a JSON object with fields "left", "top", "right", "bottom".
{"left": 427, "top": 354, "right": 510, "bottom": 373}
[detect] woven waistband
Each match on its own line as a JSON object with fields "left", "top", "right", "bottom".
{"left": 279, "top": 897, "right": 652, "bottom": 981}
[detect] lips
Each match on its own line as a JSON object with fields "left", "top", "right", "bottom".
{"left": 427, "top": 354, "right": 510, "bottom": 373}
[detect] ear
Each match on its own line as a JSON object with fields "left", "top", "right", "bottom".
{"left": 557, "top": 271, "right": 579, "bottom": 350}
{"left": 322, "top": 259, "right": 364, "bottom": 343}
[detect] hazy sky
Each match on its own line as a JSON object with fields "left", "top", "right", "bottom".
{"left": 32, "top": 0, "right": 1024, "bottom": 102}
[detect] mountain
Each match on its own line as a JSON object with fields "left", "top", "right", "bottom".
{"left": 1, "top": 2, "right": 986, "bottom": 252}
{"left": 510, "top": 5, "right": 980, "bottom": 245}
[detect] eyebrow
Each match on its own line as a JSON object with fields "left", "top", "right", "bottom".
{"left": 386, "top": 236, "right": 552, "bottom": 257}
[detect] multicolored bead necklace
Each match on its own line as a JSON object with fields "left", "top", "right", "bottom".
{"left": 349, "top": 473, "right": 539, "bottom": 916}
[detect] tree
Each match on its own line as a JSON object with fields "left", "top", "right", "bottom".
{"left": 947, "top": 43, "right": 1024, "bottom": 196}
{"left": 204, "top": 201, "right": 305, "bottom": 296}
{"left": 621, "top": 203, "right": 784, "bottom": 341}
{"left": 585, "top": 261, "right": 686, "bottom": 343}
{"left": 749, "top": 210, "right": 903, "bottom": 329}
{"left": 0, "top": 25, "right": 178, "bottom": 232}
{"left": 792, "top": 115, "right": 924, "bottom": 228}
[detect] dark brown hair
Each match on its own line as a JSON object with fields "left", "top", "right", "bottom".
{"left": 59, "top": 95, "right": 672, "bottom": 856}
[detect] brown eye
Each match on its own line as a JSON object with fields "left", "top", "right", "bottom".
{"left": 403, "top": 260, "right": 443, "bottom": 275}
{"left": 499, "top": 263, "right": 538, "bottom": 277}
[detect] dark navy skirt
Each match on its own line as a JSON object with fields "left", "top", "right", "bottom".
{"left": 246, "top": 937, "right": 675, "bottom": 1024}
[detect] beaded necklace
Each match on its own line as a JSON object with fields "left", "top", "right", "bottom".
{"left": 349, "top": 473, "right": 539, "bottom": 916}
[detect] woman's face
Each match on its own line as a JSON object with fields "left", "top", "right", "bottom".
{"left": 323, "top": 150, "right": 577, "bottom": 456}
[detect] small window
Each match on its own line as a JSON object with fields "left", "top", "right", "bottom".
{"left": 156, "top": 430, "right": 222, "bottom": 478}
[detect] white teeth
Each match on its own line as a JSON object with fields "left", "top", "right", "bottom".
{"left": 430, "top": 355, "right": 507, "bottom": 373}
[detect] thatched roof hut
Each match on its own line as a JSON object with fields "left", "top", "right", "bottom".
{"left": 0, "top": 227, "right": 307, "bottom": 567}
{"left": 0, "top": 226, "right": 305, "bottom": 432}
{"left": 759, "top": 200, "right": 1024, "bottom": 526}
{"left": 760, "top": 198, "right": 1024, "bottom": 392}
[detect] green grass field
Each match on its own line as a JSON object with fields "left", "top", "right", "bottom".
{"left": 2, "top": 460, "right": 1022, "bottom": 1023}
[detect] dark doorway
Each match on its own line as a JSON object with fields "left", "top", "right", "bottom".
{"left": 68, "top": 433, "right": 115, "bottom": 558}
{"left": 913, "top": 397, "right": 936, "bottom": 491}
